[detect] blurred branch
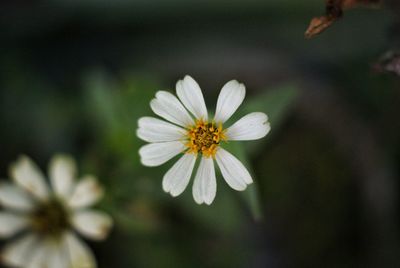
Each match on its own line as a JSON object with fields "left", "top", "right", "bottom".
{"left": 373, "top": 50, "right": 400, "bottom": 76}
{"left": 373, "top": 1, "right": 400, "bottom": 77}
{"left": 305, "top": 0, "right": 382, "bottom": 39}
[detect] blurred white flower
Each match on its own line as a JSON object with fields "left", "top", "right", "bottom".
{"left": 137, "top": 75, "right": 270, "bottom": 205}
{"left": 0, "top": 154, "right": 112, "bottom": 268}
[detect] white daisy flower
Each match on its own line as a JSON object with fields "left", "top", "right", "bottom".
{"left": 137, "top": 75, "right": 271, "bottom": 205}
{"left": 0, "top": 154, "right": 113, "bottom": 268}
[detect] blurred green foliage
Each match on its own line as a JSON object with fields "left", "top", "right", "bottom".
{"left": 1, "top": 0, "right": 400, "bottom": 267}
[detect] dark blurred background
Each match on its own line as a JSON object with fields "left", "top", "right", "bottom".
{"left": 1, "top": 0, "right": 400, "bottom": 267}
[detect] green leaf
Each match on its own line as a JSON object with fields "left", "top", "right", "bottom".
{"left": 240, "top": 84, "right": 299, "bottom": 156}
{"left": 242, "top": 84, "right": 299, "bottom": 127}
{"left": 223, "top": 142, "right": 263, "bottom": 221}
{"left": 82, "top": 70, "right": 157, "bottom": 164}
{"left": 218, "top": 84, "right": 299, "bottom": 220}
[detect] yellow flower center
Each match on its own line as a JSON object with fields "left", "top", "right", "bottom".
{"left": 31, "top": 198, "right": 70, "bottom": 238}
{"left": 186, "top": 119, "right": 226, "bottom": 158}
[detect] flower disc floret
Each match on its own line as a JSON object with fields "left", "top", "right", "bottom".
{"left": 186, "top": 120, "right": 226, "bottom": 158}
{"left": 31, "top": 198, "right": 70, "bottom": 238}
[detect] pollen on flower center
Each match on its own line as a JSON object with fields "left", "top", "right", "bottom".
{"left": 31, "top": 198, "right": 70, "bottom": 238}
{"left": 186, "top": 119, "right": 226, "bottom": 158}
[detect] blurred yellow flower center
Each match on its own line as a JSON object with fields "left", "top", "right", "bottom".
{"left": 186, "top": 119, "right": 226, "bottom": 158}
{"left": 31, "top": 198, "right": 70, "bottom": 238}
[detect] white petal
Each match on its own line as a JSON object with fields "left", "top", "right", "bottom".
{"left": 10, "top": 155, "right": 49, "bottom": 201}
{"left": 139, "top": 141, "right": 186, "bottom": 167}
{"left": 46, "top": 239, "right": 69, "bottom": 268}
{"left": 65, "top": 232, "right": 97, "bottom": 268}
{"left": 0, "top": 183, "right": 34, "bottom": 211}
{"left": 225, "top": 112, "right": 270, "bottom": 141}
{"left": 162, "top": 153, "right": 196, "bottom": 197}
{"left": 176, "top": 75, "right": 208, "bottom": 120}
{"left": 67, "top": 175, "right": 104, "bottom": 209}
{"left": 137, "top": 116, "right": 186, "bottom": 143}
{"left": 192, "top": 157, "right": 216, "bottom": 205}
{"left": 214, "top": 80, "right": 246, "bottom": 124}
{"left": 49, "top": 154, "right": 76, "bottom": 200}
{"left": 0, "top": 213, "right": 28, "bottom": 238}
{"left": 215, "top": 148, "right": 253, "bottom": 191}
{"left": 72, "top": 210, "right": 113, "bottom": 241}
{"left": 150, "top": 91, "right": 194, "bottom": 127}
{"left": 1, "top": 234, "right": 37, "bottom": 267}
{"left": 27, "top": 242, "right": 49, "bottom": 268}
